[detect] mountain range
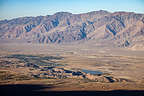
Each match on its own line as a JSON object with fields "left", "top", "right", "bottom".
{"left": 0, "top": 10, "right": 144, "bottom": 49}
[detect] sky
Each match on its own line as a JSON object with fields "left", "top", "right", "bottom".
{"left": 0, "top": 0, "right": 144, "bottom": 20}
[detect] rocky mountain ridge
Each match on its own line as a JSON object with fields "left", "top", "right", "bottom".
{"left": 0, "top": 10, "right": 144, "bottom": 48}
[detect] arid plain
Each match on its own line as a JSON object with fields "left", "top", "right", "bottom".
{"left": 0, "top": 42, "right": 144, "bottom": 94}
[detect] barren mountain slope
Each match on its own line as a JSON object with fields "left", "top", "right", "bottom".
{"left": 0, "top": 10, "right": 144, "bottom": 48}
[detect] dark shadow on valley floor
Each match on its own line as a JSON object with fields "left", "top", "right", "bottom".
{"left": 0, "top": 84, "right": 144, "bottom": 96}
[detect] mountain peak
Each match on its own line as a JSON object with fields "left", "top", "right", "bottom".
{"left": 87, "top": 10, "right": 110, "bottom": 15}
{"left": 53, "top": 12, "right": 72, "bottom": 16}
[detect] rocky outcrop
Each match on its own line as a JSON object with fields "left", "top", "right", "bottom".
{"left": 0, "top": 10, "right": 144, "bottom": 47}
{"left": 31, "top": 67, "right": 131, "bottom": 83}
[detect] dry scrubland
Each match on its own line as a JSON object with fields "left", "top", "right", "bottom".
{"left": 0, "top": 43, "right": 144, "bottom": 95}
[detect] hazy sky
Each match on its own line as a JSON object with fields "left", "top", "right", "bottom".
{"left": 0, "top": 0, "right": 144, "bottom": 20}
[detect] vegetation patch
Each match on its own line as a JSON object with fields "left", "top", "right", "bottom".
{"left": 5, "top": 54, "right": 64, "bottom": 67}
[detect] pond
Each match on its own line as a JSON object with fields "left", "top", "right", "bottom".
{"left": 82, "top": 69, "right": 103, "bottom": 75}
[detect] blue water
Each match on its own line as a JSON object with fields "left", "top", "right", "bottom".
{"left": 82, "top": 69, "right": 103, "bottom": 75}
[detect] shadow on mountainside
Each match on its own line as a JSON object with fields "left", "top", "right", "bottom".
{"left": 0, "top": 84, "right": 144, "bottom": 96}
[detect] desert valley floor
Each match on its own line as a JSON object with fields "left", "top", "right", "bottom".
{"left": 0, "top": 43, "right": 144, "bottom": 96}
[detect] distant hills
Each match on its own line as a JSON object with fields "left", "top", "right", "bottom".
{"left": 0, "top": 10, "right": 144, "bottom": 48}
